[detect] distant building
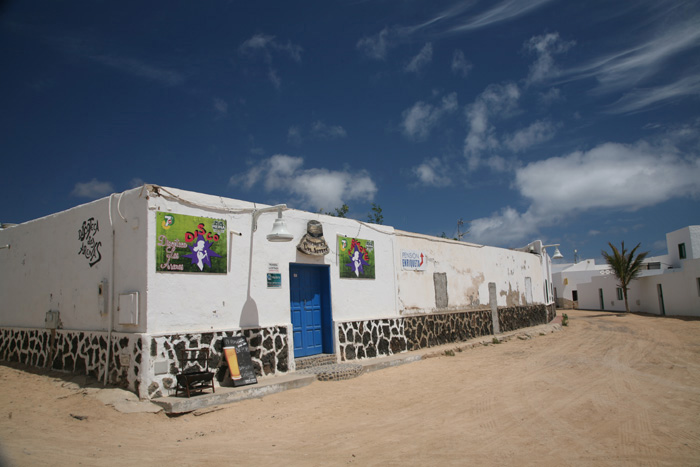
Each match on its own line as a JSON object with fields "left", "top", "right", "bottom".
{"left": 552, "top": 226, "right": 700, "bottom": 316}
{"left": 0, "top": 185, "right": 556, "bottom": 399}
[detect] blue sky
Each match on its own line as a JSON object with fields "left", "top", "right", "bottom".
{"left": 2, "top": 0, "right": 699, "bottom": 261}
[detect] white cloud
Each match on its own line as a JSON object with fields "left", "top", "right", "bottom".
{"left": 606, "top": 75, "right": 700, "bottom": 114}
{"left": 467, "top": 138, "right": 700, "bottom": 247}
{"left": 287, "top": 126, "right": 302, "bottom": 145}
{"left": 463, "top": 82, "right": 520, "bottom": 169}
{"left": 448, "top": 0, "right": 555, "bottom": 33}
{"left": 71, "top": 179, "right": 114, "bottom": 198}
{"left": 515, "top": 141, "right": 700, "bottom": 214}
{"left": 239, "top": 33, "right": 303, "bottom": 89}
{"left": 89, "top": 55, "right": 185, "bottom": 86}
{"left": 524, "top": 32, "right": 575, "bottom": 85}
{"left": 401, "top": 92, "right": 458, "bottom": 141}
{"left": 412, "top": 158, "right": 452, "bottom": 186}
{"left": 356, "top": 27, "right": 393, "bottom": 60}
{"left": 558, "top": 11, "right": 700, "bottom": 112}
{"left": 213, "top": 97, "right": 228, "bottom": 117}
{"left": 229, "top": 155, "right": 377, "bottom": 211}
{"left": 405, "top": 43, "right": 433, "bottom": 73}
{"left": 310, "top": 121, "right": 347, "bottom": 139}
{"left": 503, "top": 120, "right": 558, "bottom": 153}
{"left": 451, "top": 49, "right": 472, "bottom": 77}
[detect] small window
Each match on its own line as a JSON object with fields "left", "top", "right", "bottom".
{"left": 616, "top": 288, "right": 623, "bottom": 300}
{"left": 697, "top": 278, "right": 700, "bottom": 297}
{"left": 647, "top": 262, "right": 661, "bottom": 270}
{"left": 679, "top": 243, "right": 687, "bottom": 259}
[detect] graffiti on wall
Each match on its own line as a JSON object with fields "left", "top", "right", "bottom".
{"left": 338, "top": 236, "right": 375, "bottom": 279}
{"left": 156, "top": 212, "right": 227, "bottom": 273}
{"left": 78, "top": 217, "right": 102, "bottom": 267}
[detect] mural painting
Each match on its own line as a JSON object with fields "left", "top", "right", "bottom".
{"left": 338, "top": 236, "right": 375, "bottom": 279}
{"left": 155, "top": 212, "right": 227, "bottom": 273}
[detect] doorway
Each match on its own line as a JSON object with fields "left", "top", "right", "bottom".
{"left": 289, "top": 264, "right": 333, "bottom": 358}
{"left": 657, "top": 284, "right": 666, "bottom": 316}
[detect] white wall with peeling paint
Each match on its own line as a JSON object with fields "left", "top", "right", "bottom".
{"left": 395, "top": 231, "right": 548, "bottom": 315}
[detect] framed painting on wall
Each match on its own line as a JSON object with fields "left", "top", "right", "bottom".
{"left": 338, "top": 236, "right": 375, "bottom": 279}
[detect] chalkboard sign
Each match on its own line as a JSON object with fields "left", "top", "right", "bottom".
{"left": 221, "top": 336, "right": 258, "bottom": 387}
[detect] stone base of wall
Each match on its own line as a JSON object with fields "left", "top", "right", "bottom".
{"left": 337, "top": 319, "right": 406, "bottom": 361}
{"left": 498, "top": 305, "right": 552, "bottom": 333}
{"left": 148, "top": 326, "right": 289, "bottom": 399}
{"left": 0, "top": 328, "right": 140, "bottom": 390}
{"left": 404, "top": 309, "right": 493, "bottom": 351}
{"left": 0, "top": 325, "right": 289, "bottom": 400}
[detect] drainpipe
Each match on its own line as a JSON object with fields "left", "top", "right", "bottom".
{"left": 104, "top": 194, "right": 116, "bottom": 386}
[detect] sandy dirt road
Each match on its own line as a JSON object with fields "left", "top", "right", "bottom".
{"left": 1, "top": 309, "right": 699, "bottom": 466}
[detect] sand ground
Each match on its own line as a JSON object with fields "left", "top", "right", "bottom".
{"left": 1, "top": 309, "right": 699, "bottom": 466}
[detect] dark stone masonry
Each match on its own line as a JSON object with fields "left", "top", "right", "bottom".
{"left": 404, "top": 309, "right": 493, "bottom": 351}
{"left": 337, "top": 319, "right": 407, "bottom": 361}
{"left": 498, "top": 304, "right": 551, "bottom": 333}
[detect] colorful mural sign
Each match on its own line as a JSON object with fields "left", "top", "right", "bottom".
{"left": 338, "top": 236, "right": 375, "bottom": 279}
{"left": 156, "top": 212, "right": 227, "bottom": 273}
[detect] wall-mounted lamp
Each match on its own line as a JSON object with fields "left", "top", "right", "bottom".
{"left": 0, "top": 244, "right": 9, "bottom": 250}
{"left": 252, "top": 204, "right": 294, "bottom": 242}
{"left": 542, "top": 244, "right": 564, "bottom": 260}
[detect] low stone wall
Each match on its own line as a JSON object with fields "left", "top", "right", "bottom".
{"left": 0, "top": 328, "right": 139, "bottom": 390}
{"left": 404, "top": 309, "right": 493, "bottom": 351}
{"left": 146, "top": 325, "right": 290, "bottom": 398}
{"left": 337, "top": 319, "right": 407, "bottom": 361}
{"left": 0, "top": 325, "right": 290, "bottom": 399}
{"left": 498, "top": 305, "right": 550, "bottom": 333}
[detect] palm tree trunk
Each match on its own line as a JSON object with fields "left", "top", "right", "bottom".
{"left": 623, "top": 287, "right": 630, "bottom": 313}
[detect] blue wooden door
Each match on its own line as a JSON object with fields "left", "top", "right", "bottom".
{"left": 290, "top": 265, "right": 323, "bottom": 357}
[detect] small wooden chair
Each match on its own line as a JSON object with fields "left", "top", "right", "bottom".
{"left": 175, "top": 348, "right": 215, "bottom": 398}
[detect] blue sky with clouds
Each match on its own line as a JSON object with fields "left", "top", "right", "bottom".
{"left": 1, "top": 0, "right": 699, "bottom": 261}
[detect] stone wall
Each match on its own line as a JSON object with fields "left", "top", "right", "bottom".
{"left": 498, "top": 305, "right": 550, "bottom": 333}
{"left": 404, "top": 309, "right": 493, "bottom": 351}
{"left": 0, "top": 328, "right": 139, "bottom": 390}
{"left": 147, "top": 325, "right": 289, "bottom": 398}
{"left": 0, "top": 325, "right": 289, "bottom": 399}
{"left": 337, "top": 319, "right": 407, "bottom": 361}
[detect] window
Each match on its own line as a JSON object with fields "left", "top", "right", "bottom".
{"left": 679, "top": 243, "right": 687, "bottom": 259}
{"left": 647, "top": 262, "right": 661, "bottom": 270}
{"left": 697, "top": 278, "right": 700, "bottom": 297}
{"left": 616, "top": 288, "right": 623, "bottom": 300}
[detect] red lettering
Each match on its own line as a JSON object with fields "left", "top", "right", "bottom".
{"left": 185, "top": 232, "right": 196, "bottom": 242}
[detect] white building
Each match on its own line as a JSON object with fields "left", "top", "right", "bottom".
{"left": 552, "top": 226, "right": 700, "bottom": 316}
{"left": 0, "top": 185, "right": 556, "bottom": 399}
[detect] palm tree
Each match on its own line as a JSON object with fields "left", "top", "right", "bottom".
{"left": 601, "top": 241, "right": 649, "bottom": 313}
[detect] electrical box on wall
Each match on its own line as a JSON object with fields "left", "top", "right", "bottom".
{"left": 45, "top": 310, "right": 61, "bottom": 329}
{"left": 118, "top": 292, "right": 139, "bottom": 325}
{"left": 98, "top": 280, "right": 108, "bottom": 316}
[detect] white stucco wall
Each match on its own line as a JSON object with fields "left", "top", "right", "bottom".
{"left": 394, "top": 231, "right": 548, "bottom": 314}
{"left": 0, "top": 187, "right": 148, "bottom": 332}
{"left": 1, "top": 185, "right": 557, "bottom": 336}
{"left": 144, "top": 186, "right": 399, "bottom": 334}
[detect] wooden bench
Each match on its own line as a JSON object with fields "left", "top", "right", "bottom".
{"left": 175, "top": 348, "right": 215, "bottom": 398}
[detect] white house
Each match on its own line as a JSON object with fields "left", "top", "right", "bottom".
{"left": 0, "top": 185, "right": 556, "bottom": 399}
{"left": 552, "top": 226, "right": 700, "bottom": 316}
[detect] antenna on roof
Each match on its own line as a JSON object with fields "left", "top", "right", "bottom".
{"left": 457, "top": 219, "right": 469, "bottom": 241}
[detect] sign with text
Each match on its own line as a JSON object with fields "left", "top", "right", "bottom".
{"left": 221, "top": 336, "right": 257, "bottom": 387}
{"left": 155, "top": 212, "right": 227, "bottom": 273}
{"left": 338, "top": 236, "right": 375, "bottom": 279}
{"left": 401, "top": 249, "right": 427, "bottom": 271}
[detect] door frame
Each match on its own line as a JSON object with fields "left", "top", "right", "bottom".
{"left": 289, "top": 263, "right": 334, "bottom": 357}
